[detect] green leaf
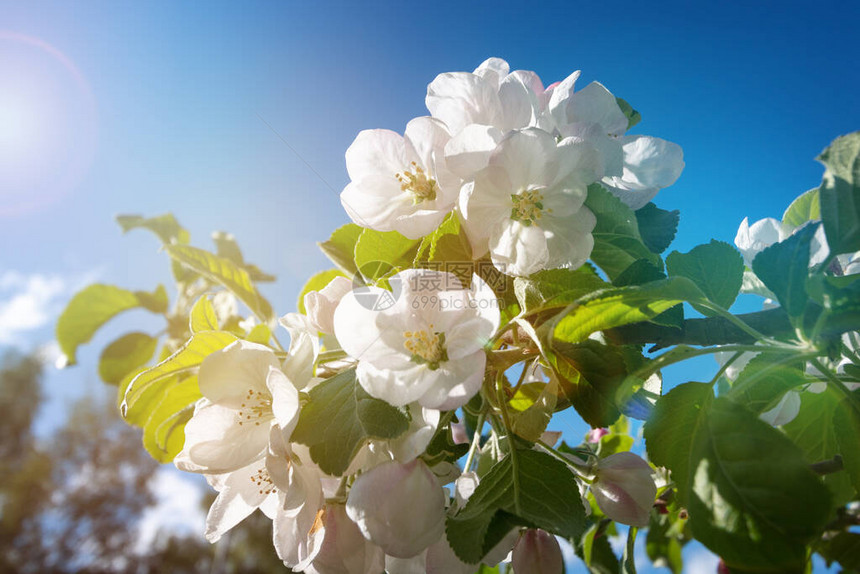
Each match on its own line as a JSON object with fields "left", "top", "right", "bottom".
{"left": 782, "top": 188, "right": 821, "bottom": 228}
{"left": 551, "top": 276, "right": 705, "bottom": 344}
{"left": 318, "top": 223, "right": 363, "bottom": 275}
{"left": 546, "top": 340, "right": 628, "bottom": 427}
{"left": 414, "top": 211, "right": 473, "bottom": 267}
{"left": 751, "top": 223, "right": 818, "bottom": 317}
{"left": 616, "top": 97, "right": 641, "bottom": 130}
{"left": 817, "top": 131, "right": 860, "bottom": 255}
{"left": 189, "top": 296, "right": 219, "bottom": 333}
{"left": 509, "top": 378, "right": 558, "bottom": 442}
{"left": 646, "top": 511, "right": 684, "bottom": 574}
{"left": 834, "top": 390, "right": 860, "bottom": 495}
{"left": 514, "top": 267, "right": 607, "bottom": 314}
{"left": 165, "top": 244, "right": 274, "bottom": 322}
{"left": 727, "top": 354, "right": 807, "bottom": 415}
{"left": 817, "top": 531, "right": 860, "bottom": 570}
{"left": 296, "top": 269, "right": 347, "bottom": 314}
{"left": 212, "top": 231, "right": 276, "bottom": 283}
{"left": 576, "top": 524, "right": 620, "bottom": 573}
{"left": 98, "top": 332, "right": 158, "bottom": 385}
{"left": 121, "top": 330, "right": 237, "bottom": 419}
{"left": 134, "top": 284, "right": 169, "bottom": 313}
{"left": 116, "top": 213, "right": 190, "bottom": 244}
{"left": 142, "top": 375, "right": 201, "bottom": 462}
{"left": 291, "top": 368, "right": 410, "bottom": 476}
{"left": 446, "top": 449, "right": 586, "bottom": 563}
{"left": 783, "top": 390, "right": 856, "bottom": 506}
{"left": 354, "top": 228, "right": 420, "bottom": 282}
{"left": 687, "top": 398, "right": 831, "bottom": 571}
{"left": 586, "top": 184, "right": 661, "bottom": 280}
{"left": 644, "top": 382, "right": 714, "bottom": 505}
{"left": 635, "top": 203, "right": 680, "bottom": 254}
{"left": 245, "top": 323, "right": 272, "bottom": 345}
{"left": 56, "top": 284, "right": 167, "bottom": 365}
{"left": 666, "top": 240, "right": 744, "bottom": 311}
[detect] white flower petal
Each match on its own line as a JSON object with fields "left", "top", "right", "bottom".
{"left": 304, "top": 275, "right": 353, "bottom": 334}
{"left": 180, "top": 402, "right": 270, "bottom": 474}
{"left": 267, "top": 367, "right": 300, "bottom": 436}
{"left": 426, "top": 72, "right": 501, "bottom": 135}
{"left": 346, "top": 460, "right": 446, "bottom": 558}
{"left": 345, "top": 129, "right": 408, "bottom": 182}
{"left": 760, "top": 391, "right": 801, "bottom": 426}
{"left": 198, "top": 340, "right": 279, "bottom": 407}
{"left": 566, "top": 81, "right": 628, "bottom": 137}
{"left": 444, "top": 124, "right": 504, "bottom": 178}
{"left": 490, "top": 219, "right": 550, "bottom": 277}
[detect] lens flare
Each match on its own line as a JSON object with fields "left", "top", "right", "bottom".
{"left": 0, "top": 32, "right": 97, "bottom": 216}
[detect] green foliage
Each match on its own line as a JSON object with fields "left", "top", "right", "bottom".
{"left": 635, "top": 203, "right": 680, "bottom": 254}
{"left": 546, "top": 340, "right": 629, "bottom": 427}
{"left": 751, "top": 223, "right": 818, "bottom": 317}
{"left": 446, "top": 449, "right": 586, "bottom": 563}
{"left": 817, "top": 532, "right": 860, "bottom": 571}
{"left": 211, "top": 231, "right": 276, "bottom": 282}
{"left": 834, "top": 389, "right": 860, "bottom": 495}
{"left": 514, "top": 266, "right": 607, "bottom": 315}
{"left": 551, "top": 276, "right": 704, "bottom": 344}
{"left": 647, "top": 387, "right": 831, "bottom": 571}
{"left": 783, "top": 390, "right": 856, "bottom": 506}
{"left": 354, "top": 228, "right": 420, "bottom": 281}
{"left": 98, "top": 332, "right": 158, "bottom": 385}
{"left": 414, "top": 211, "right": 473, "bottom": 266}
{"left": 189, "top": 296, "right": 219, "bottom": 333}
{"left": 165, "top": 244, "right": 274, "bottom": 322}
{"left": 318, "top": 223, "right": 363, "bottom": 275}
{"left": 142, "top": 375, "right": 201, "bottom": 462}
{"left": 817, "top": 131, "right": 860, "bottom": 255}
{"left": 666, "top": 240, "right": 744, "bottom": 311}
{"left": 644, "top": 382, "right": 714, "bottom": 505}
{"left": 616, "top": 97, "right": 641, "bottom": 130}
{"left": 782, "top": 188, "right": 820, "bottom": 228}
{"left": 291, "top": 368, "right": 410, "bottom": 476}
{"left": 56, "top": 284, "right": 167, "bottom": 365}
{"left": 726, "top": 354, "right": 807, "bottom": 415}
{"left": 586, "top": 184, "right": 662, "bottom": 280}
{"left": 122, "top": 330, "right": 237, "bottom": 419}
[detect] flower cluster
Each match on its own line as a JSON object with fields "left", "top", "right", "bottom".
{"left": 169, "top": 58, "right": 670, "bottom": 572}
{"left": 342, "top": 57, "right": 684, "bottom": 277}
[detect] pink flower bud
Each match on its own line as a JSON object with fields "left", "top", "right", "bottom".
{"left": 591, "top": 452, "right": 656, "bottom": 527}
{"left": 511, "top": 529, "right": 564, "bottom": 574}
{"left": 587, "top": 428, "right": 609, "bottom": 443}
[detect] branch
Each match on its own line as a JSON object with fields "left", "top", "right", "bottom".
{"left": 605, "top": 308, "right": 794, "bottom": 349}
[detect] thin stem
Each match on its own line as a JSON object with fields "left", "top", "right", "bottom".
{"left": 537, "top": 440, "right": 592, "bottom": 477}
{"left": 635, "top": 343, "right": 800, "bottom": 382}
{"left": 463, "top": 409, "right": 486, "bottom": 473}
{"left": 708, "top": 351, "right": 742, "bottom": 386}
{"left": 496, "top": 371, "right": 522, "bottom": 515}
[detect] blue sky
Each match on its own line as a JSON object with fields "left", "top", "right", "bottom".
{"left": 1, "top": 1, "right": 858, "bottom": 571}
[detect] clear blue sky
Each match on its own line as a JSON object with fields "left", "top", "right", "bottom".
{"left": 1, "top": 1, "right": 857, "bottom": 571}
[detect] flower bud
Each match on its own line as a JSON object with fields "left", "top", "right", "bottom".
{"left": 586, "top": 428, "right": 609, "bottom": 443}
{"left": 591, "top": 452, "right": 656, "bottom": 527}
{"left": 304, "top": 276, "right": 353, "bottom": 334}
{"left": 346, "top": 459, "right": 445, "bottom": 558}
{"left": 511, "top": 529, "right": 564, "bottom": 574}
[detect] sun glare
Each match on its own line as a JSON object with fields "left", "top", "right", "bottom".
{"left": 0, "top": 32, "right": 97, "bottom": 217}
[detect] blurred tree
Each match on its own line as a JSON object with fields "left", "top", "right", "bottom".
{"left": 0, "top": 352, "right": 289, "bottom": 573}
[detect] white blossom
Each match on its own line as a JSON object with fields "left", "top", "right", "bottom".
{"left": 591, "top": 452, "right": 656, "bottom": 527}
{"left": 340, "top": 117, "right": 460, "bottom": 239}
{"left": 459, "top": 128, "right": 601, "bottom": 276}
{"left": 334, "top": 269, "right": 499, "bottom": 409}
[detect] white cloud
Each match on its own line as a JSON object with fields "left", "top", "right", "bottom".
{"left": 135, "top": 467, "right": 207, "bottom": 553}
{"left": 0, "top": 270, "right": 98, "bottom": 346}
